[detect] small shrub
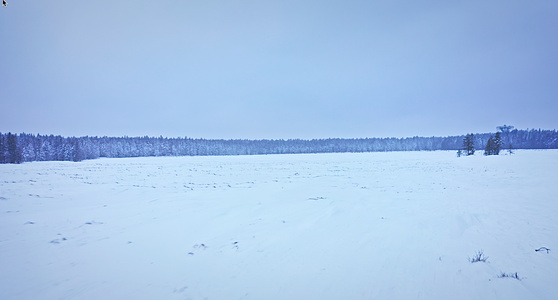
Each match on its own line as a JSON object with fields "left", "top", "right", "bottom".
{"left": 498, "top": 272, "right": 520, "bottom": 280}
{"left": 469, "top": 250, "right": 489, "bottom": 263}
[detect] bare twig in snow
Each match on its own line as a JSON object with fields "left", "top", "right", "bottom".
{"left": 469, "top": 250, "right": 489, "bottom": 263}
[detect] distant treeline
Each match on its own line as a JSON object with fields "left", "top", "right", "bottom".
{"left": 1, "top": 129, "right": 557, "bottom": 163}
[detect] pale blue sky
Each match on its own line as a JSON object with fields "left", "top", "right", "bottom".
{"left": 1, "top": 1, "right": 557, "bottom": 139}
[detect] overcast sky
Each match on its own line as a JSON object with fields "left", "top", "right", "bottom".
{"left": 1, "top": 1, "right": 557, "bottom": 139}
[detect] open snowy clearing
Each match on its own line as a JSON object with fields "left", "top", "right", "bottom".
{"left": 1, "top": 150, "right": 557, "bottom": 299}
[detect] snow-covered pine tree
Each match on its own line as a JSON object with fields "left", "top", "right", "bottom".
{"left": 493, "top": 132, "right": 503, "bottom": 155}
{"left": 484, "top": 132, "right": 503, "bottom": 156}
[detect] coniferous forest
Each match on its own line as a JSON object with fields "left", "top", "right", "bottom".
{"left": 0, "top": 128, "right": 557, "bottom": 163}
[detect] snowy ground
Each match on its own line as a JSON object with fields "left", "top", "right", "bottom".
{"left": 1, "top": 150, "right": 557, "bottom": 300}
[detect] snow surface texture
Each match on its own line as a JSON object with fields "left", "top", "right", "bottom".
{"left": 0, "top": 150, "right": 556, "bottom": 300}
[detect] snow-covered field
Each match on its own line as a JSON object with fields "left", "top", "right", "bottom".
{"left": 1, "top": 150, "right": 557, "bottom": 300}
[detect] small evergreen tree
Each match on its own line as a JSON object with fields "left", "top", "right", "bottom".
{"left": 493, "top": 132, "right": 503, "bottom": 155}
{"left": 484, "top": 132, "right": 503, "bottom": 156}
{"left": 484, "top": 136, "right": 495, "bottom": 155}
{"left": 462, "top": 134, "right": 475, "bottom": 156}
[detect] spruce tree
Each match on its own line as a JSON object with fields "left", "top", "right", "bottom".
{"left": 462, "top": 134, "right": 475, "bottom": 156}
{"left": 484, "top": 132, "right": 503, "bottom": 156}
{"left": 484, "top": 136, "right": 495, "bottom": 155}
{"left": 493, "top": 132, "right": 503, "bottom": 155}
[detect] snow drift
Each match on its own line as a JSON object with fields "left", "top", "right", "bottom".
{"left": 1, "top": 150, "right": 556, "bottom": 299}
